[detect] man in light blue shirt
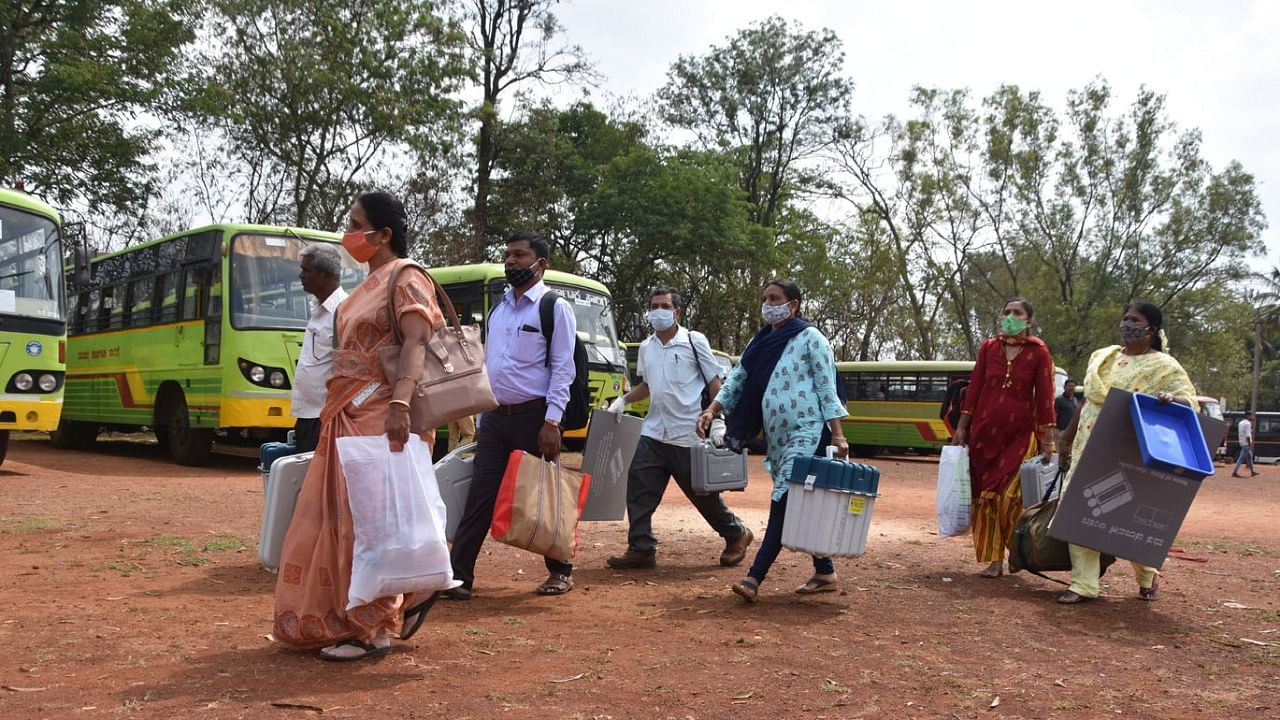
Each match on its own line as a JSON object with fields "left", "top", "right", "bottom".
{"left": 447, "top": 231, "right": 578, "bottom": 598}
{"left": 605, "top": 287, "right": 752, "bottom": 570}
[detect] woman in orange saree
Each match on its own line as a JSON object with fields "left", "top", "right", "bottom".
{"left": 952, "top": 298, "right": 1057, "bottom": 578}
{"left": 273, "top": 192, "right": 444, "bottom": 661}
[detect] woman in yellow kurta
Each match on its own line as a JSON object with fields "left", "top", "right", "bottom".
{"left": 1057, "top": 301, "right": 1198, "bottom": 604}
{"left": 273, "top": 192, "right": 445, "bottom": 659}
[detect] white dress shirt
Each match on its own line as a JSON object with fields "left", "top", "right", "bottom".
{"left": 637, "top": 326, "right": 721, "bottom": 447}
{"left": 1239, "top": 418, "right": 1253, "bottom": 446}
{"left": 291, "top": 286, "right": 347, "bottom": 419}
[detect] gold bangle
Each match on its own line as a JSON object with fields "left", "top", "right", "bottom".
{"left": 389, "top": 399, "right": 411, "bottom": 411}
{"left": 396, "top": 375, "right": 417, "bottom": 383}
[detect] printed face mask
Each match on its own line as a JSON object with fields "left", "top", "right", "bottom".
{"left": 1119, "top": 320, "right": 1149, "bottom": 345}
{"left": 504, "top": 261, "right": 540, "bottom": 287}
{"left": 1001, "top": 315, "right": 1028, "bottom": 335}
{"left": 761, "top": 301, "right": 792, "bottom": 325}
{"left": 646, "top": 308, "right": 675, "bottom": 331}
{"left": 341, "top": 229, "right": 378, "bottom": 263}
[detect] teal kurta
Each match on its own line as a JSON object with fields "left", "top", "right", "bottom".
{"left": 717, "top": 327, "right": 848, "bottom": 500}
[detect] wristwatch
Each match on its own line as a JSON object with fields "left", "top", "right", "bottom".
{"left": 544, "top": 418, "right": 560, "bottom": 428}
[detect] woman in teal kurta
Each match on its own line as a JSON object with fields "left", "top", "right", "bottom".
{"left": 698, "top": 279, "right": 849, "bottom": 602}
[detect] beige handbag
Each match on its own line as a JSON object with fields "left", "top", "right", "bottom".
{"left": 377, "top": 261, "right": 497, "bottom": 432}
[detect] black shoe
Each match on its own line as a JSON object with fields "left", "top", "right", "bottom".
{"left": 1231, "top": 473, "right": 1242, "bottom": 478}
{"left": 441, "top": 586, "right": 471, "bottom": 601}
{"left": 606, "top": 549, "right": 656, "bottom": 569}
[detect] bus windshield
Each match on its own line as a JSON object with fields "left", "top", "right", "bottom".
{"left": 230, "top": 233, "right": 362, "bottom": 330}
{"left": 0, "top": 204, "right": 63, "bottom": 321}
{"left": 549, "top": 283, "right": 624, "bottom": 369}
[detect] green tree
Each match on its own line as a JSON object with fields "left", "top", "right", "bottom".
{"left": 464, "top": 0, "right": 592, "bottom": 261}
{"left": 189, "top": 0, "right": 468, "bottom": 230}
{"left": 0, "top": 0, "right": 196, "bottom": 212}
{"left": 659, "top": 15, "right": 853, "bottom": 229}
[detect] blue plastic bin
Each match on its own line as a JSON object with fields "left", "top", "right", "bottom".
{"left": 1129, "top": 393, "right": 1214, "bottom": 479}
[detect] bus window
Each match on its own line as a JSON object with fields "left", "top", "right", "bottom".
{"left": 229, "top": 234, "right": 360, "bottom": 330}
{"left": 127, "top": 276, "right": 154, "bottom": 326}
{"left": 438, "top": 281, "right": 485, "bottom": 326}
{"left": 105, "top": 287, "right": 125, "bottom": 329}
{"left": 156, "top": 271, "right": 179, "bottom": 323}
{"left": 181, "top": 266, "right": 203, "bottom": 320}
{"left": 549, "top": 283, "right": 624, "bottom": 369}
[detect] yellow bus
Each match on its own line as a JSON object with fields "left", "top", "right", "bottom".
{"left": 837, "top": 360, "right": 1067, "bottom": 457}
{"left": 426, "top": 264, "right": 626, "bottom": 450}
{"left": 57, "top": 224, "right": 362, "bottom": 464}
{"left": 0, "top": 189, "right": 68, "bottom": 464}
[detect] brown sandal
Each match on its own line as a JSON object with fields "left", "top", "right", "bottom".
{"left": 795, "top": 575, "right": 838, "bottom": 594}
{"left": 731, "top": 577, "right": 759, "bottom": 603}
{"left": 535, "top": 573, "right": 574, "bottom": 596}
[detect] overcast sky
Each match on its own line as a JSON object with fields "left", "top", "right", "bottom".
{"left": 546, "top": 0, "right": 1280, "bottom": 268}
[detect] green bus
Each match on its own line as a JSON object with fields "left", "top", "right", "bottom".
{"left": 427, "top": 264, "right": 626, "bottom": 449}
{"left": 837, "top": 360, "right": 1067, "bottom": 456}
{"left": 0, "top": 188, "right": 67, "bottom": 465}
{"left": 57, "top": 224, "right": 362, "bottom": 465}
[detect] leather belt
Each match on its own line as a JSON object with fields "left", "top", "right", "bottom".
{"left": 493, "top": 398, "right": 547, "bottom": 416}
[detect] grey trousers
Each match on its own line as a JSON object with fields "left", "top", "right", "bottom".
{"left": 626, "top": 436, "right": 747, "bottom": 554}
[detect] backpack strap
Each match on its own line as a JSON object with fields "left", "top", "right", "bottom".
{"left": 539, "top": 291, "right": 561, "bottom": 369}
{"left": 687, "top": 330, "right": 711, "bottom": 388}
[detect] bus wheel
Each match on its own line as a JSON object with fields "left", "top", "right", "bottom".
{"left": 154, "top": 425, "right": 170, "bottom": 451}
{"left": 0, "top": 430, "right": 8, "bottom": 466}
{"left": 850, "top": 445, "right": 881, "bottom": 459}
{"left": 167, "top": 394, "right": 213, "bottom": 466}
{"left": 50, "top": 419, "right": 98, "bottom": 450}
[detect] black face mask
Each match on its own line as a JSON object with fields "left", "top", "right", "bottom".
{"left": 505, "top": 261, "right": 540, "bottom": 287}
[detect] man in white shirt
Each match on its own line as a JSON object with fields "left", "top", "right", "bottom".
{"left": 605, "top": 288, "right": 753, "bottom": 570}
{"left": 1232, "top": 412, "right": 1259, "bottom": 478}
{"left": 290, "top": 243, "right": 346, "bottom": 453}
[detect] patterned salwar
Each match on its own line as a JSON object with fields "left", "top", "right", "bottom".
{"left": 272, "top": 259, "right": 443, "bottom": 649}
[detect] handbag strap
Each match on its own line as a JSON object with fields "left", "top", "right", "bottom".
{"left": 383, "top": 259, "right": 466, "bottom": 344}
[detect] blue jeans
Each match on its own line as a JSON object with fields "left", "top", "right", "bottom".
{"left": 747, "top": 491, "right": 835, "bottom": 583}
{"left": 1234, "top": 445, "right": 1256, "bottom": 475}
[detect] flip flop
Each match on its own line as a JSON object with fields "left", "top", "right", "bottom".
{"left": 319, "top": 638, "right": 391, "bottom": 662}
{"left": 795, "top": 576, "right": 838, "bottom": 594}
{"left": 398, "top": 591, "right": 441, "bottom": 641}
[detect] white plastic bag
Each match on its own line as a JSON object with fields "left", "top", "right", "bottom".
{"left": 936, "top": 445, "right": 972, "bottom": 538}
{"left": 337, "top": 434, "right": 460, "bottom": 609}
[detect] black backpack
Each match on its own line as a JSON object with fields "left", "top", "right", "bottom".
{"left": 539, "top": 292, "right": 590, "bottom": 431}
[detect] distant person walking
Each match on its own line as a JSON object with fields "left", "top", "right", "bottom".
{"left": 605, "top": 287, "right": 753, "bottom": 571}
{"left": 1057, "top": 301, "right": 1198, "bottom": 604}
{"left": 290, "top": 243, "right": 347, "bottom": 453}
{"left": 1232, "top": 413, "right": 1258, "bottom": 477}
{"left": 951, "top": 298, "right": 1057, "bottom": 578}
{"left": 1055, "top": 379, "right": 1079, "bottom": 432}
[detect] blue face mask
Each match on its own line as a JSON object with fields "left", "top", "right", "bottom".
{"left": 646, "top": 308, "right": 675, "bottom": 332}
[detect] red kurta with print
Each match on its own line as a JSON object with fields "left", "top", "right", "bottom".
{"left": 960, "top": 336, "right": 1056, "bottom": 496}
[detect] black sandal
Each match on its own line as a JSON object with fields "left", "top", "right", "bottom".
{"left": 535, "top": 573, "right": 574, "bottom": 596}
{"left": 319, "top": 638, "right": 391, "bottom": 662}
{"left": 398, "top": 591, "right": 441, "bottom": 641}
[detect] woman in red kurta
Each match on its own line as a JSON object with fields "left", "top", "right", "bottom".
{"left": 952, "top": 298, "right": 1057, "bottom": 577}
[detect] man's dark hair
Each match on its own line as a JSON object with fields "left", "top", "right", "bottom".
{"left": 356, "top": 191, "right": 409, "bottom": 258}
{"left": 649, "top": 286, "right": 683, "bottom": 310}
{"left": 1064, "top": 378, "right": 1077, "bottom": 386}
{"left": 508, "top": 230, "right": 550, "bottom": 260}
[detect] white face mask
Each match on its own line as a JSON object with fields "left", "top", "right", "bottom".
{"left": 761, "top": 301, "right": 792, "bottom": 325}
{"left": 646, "top": 308, "right": 676, "bottom": 331}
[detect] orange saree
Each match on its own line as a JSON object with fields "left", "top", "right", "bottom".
{"left": 272, "top": 259, "right": 444, "bottom": 649}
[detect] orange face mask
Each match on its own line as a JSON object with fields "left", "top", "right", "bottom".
{"left": 342, "top": 229, "right": 378, "bottom": 263}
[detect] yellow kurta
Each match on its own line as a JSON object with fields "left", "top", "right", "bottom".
{"left": 1065, "top": 345, "right": 1198, "bottom": 598}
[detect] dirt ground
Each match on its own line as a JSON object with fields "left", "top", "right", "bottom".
{"left": 1, "top": 436, "right": 1277, "bottom": 720}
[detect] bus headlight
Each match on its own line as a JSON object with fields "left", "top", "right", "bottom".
{"left": 14, "top": 373, "right": 33, "bottom": 391}
{"left": 37, "top": 374, "right": 58, "bottom": 392}
{"left": 237, "top": 357, "right": 291, "bottom": 390}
